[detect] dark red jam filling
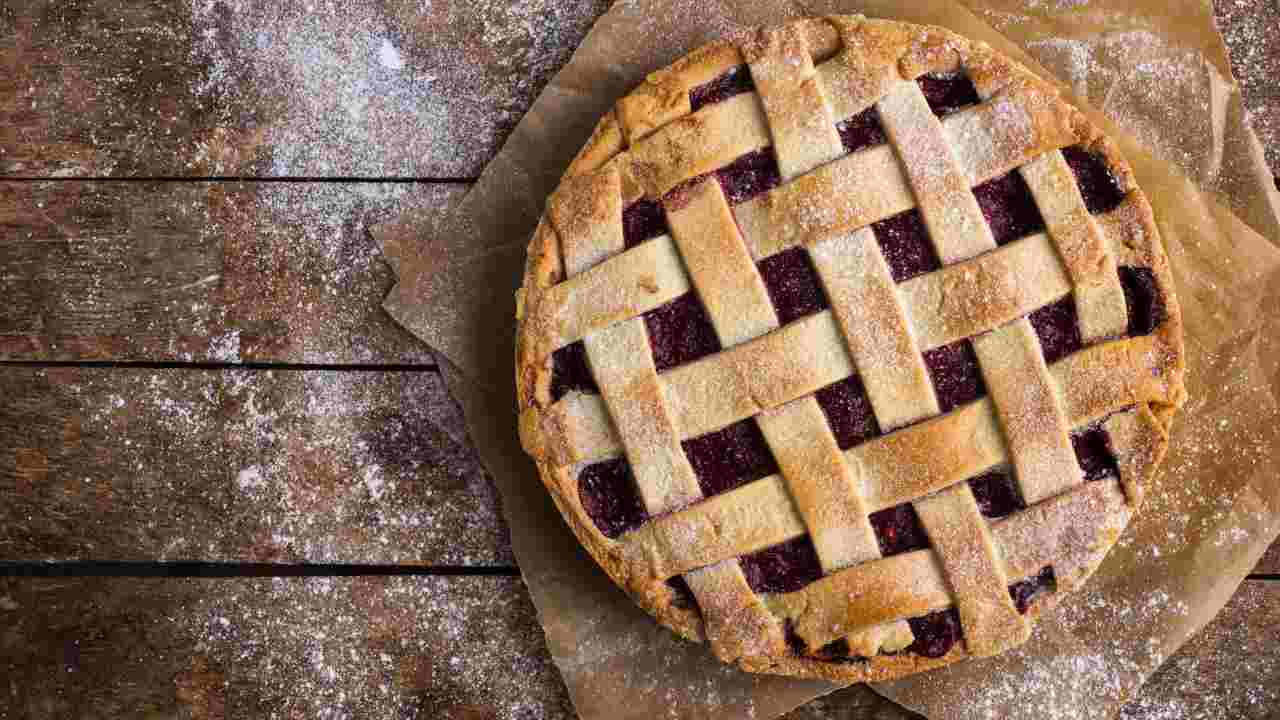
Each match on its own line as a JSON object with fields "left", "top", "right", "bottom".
{"left": 757, "top": 247, "right": 830, "bottom": 324}
{"left": 550, "top": 340, "right": 597, "bottom": 401}
{"left": 1009, "top": 566, "right": 1056, "bottom": 614}
{"left": 814, "top": 374, "right": 882, "bottom": 450}
{"left": 689, "top": 65, "right": 755, "bottom": 112}
{"left": 907, "top": 608, "right": 962, "bottom": 658}
{"left": 578, "top": 457, "right": 647, "bottom": 539}
{"left": 666, "top": 575, "right": 698, "bottom": 611}
{"left": 681, "top": 419, "right": 779, "bottom": 498}
{"left": 1118, "top": 266, "right": 1166, "bottom": 336}
{"left": 923, "top": 339, "right": 987, "bottom": 412}
{"left": 917, "top": 72, "right": 981, "bottom": 117}
{"left": 968, "top": 469, "right": 1026, "bottom": 520}
{"left": 739, "top": 535, "right": 825, "bottom": 594}
{"left": 837, "top": 106, "right": 887, "bottom": 154}
{"left": 1028, "top": 295, "right": 1084, "bottom": 365}
{"left": 1063, "top": 146, "right": 1126, "bottom": 214}
{"left": 714, "top": 149, "right": 783, "bottom": 205}
{"left": 622, "top": 198, "right": 669, "bottom": 248}
{"left": 869, "top": 503, "right": 930, "bottom": 557}
{"left": 784, "top": 620, "right": 809, "bottom": 656}
{"left": 1071, "top": 424, "right": 1121, "bottom": 482}
{"left": 812, "top": 638, "right": 868, "bottom": 664}
{"left": 973, "top": 171, "right": 1046, "bottom": 246}
{"left": 643, "top": 292, "right": 722, "bottom": 372}
{"left": 872, "top": 209, "right": 942, "bottom": 282}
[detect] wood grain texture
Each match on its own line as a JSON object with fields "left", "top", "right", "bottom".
{"left": 0, "top": 575, "right": 571, "bottom": 719}
{"left": 1214, "top": 0, "right": 1280, "bottom": 177}
{"left": 0, "top": 180, "right": 457, "bottom": 362}
{"left": 1, "top": 578, "right": 1274, "bottom": 720}
{"left": 0, "top": 0, "right": 609, "bottom": 178}
{"left": 2, "top": 1, "right": 1272, "bottom": 180}
{"left": 0, "top": 366, "right": 510, "bottom": 563}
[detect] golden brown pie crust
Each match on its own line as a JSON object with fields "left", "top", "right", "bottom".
{"left": 514, "top": 15, "right": 1185, "bottom": 682}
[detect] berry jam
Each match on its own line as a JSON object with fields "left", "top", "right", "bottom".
{"left": 689, "top": 65, "right": 755, "bottom": 112}
{"left": 973, "top": 171, "right": 1046, "bottom": 246}
{"left": 681, "top": 419, "right": 779, "bottom": 498}
{"left": 872, "top": 209, "right": 941, "bottom": 282}
{"left": 667, "top": 575, "right": 698, "bottom": 611}
{"left": 837, "top": 107, "right": 887, "bottom": 154}
{"left": 757, "top": 247, "right": 830, "bottom": 325}
{"left": 1119, "top": 266, "right": 1165, "bottom": 336}
{"left": 869, "top": 503, "right": 930, "bottom": 557}
{"left": 714, "top": 149, "right": 783, "bottom": 205}
{"left": 578, "top": 458, "right": 647, "bottom": 539}
{"left": 739, "top": 535, "right": 825, "bottom": 594}
{"left": 643, "top": 292, "right": 721, "bottom": 372}
{"left": 550, "top": 341, "right": 597, "bottom": 401}
{"left": 969, "top": 469, "right": 1026, "bottom": 520}
{"left": 622, "top": 198, "right": 669, "bottom": 248}
{"left": 917, "top": 73, "right": 980, "bottom": 117}
{"left": 907, "top": 608, "right": 963, "bottom": 658}
{"left": 814, "top": 374, "right": 881, "bottom": 450}
{"left": 1071, "top": 424, "right": 1120, "bottom": 482}
{"left": 1009, "top": 566, "right": 1056, "bottom": 614}
{"left": 923, "top": 340, "right": 987, "bottom": 412}
{"left": 1063, "top": 146, "right": 1126, "bottom": 214}
{"left": 1028, "top": 295, "right": 1084, "bottom": 365}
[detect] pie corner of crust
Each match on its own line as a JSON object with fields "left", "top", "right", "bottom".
{"left": 514, "top": 13, "right": 1186, "bottom": 683}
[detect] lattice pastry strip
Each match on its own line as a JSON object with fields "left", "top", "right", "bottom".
{"left": 912, "top": 483, "right": 1028, "bottom": 657}
{"left": 876, "top": 79, "right": 996, "bottom": 264}
{"left": 972, "top": 319, "right": 1083, "bottom": 505}
{"left": 1019, "top": 151, "right": 1130, "bottom": 342}
{"left": 665, "top": 178, "right": 778, "bottom": 345}
{"left": 810, "top": 228, "right": 940, "bottom": 431}
{"left": 743, "top": 23, "right": 845, "bottom": 182}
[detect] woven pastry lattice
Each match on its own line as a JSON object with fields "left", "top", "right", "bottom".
{"left": 516, "top": 16, "right": 1184, "bottom": 681}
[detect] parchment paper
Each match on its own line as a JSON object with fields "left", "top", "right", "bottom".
{"left": 373, "top": 1, "right": 1280, "bottom": 717}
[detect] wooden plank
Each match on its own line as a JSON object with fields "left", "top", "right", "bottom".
{"left": 1215, "top": 0, "right": 1280, "bottom": 177}
{"left": 0, "top": 180, "right": 457, "bottom": 363}
{"left": 0, "top": 0, "right": 608, "bottom": 178}
{"left": 1, "top": 3, "right": 1269, "bottom": 180}
{"left": 0, "top": 575, "right": 572, "bottom": 719}
{"left": 0, "top": 366, "right": 511, "bottom": 564}
{"left": 1, "top": 577, "right": 1274, "bottom": 719}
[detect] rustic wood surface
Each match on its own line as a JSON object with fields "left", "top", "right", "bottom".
{"left": 2, "top": 0, "right": 1277, "bottom": 718}
{"left": 0, "top": 180, "right": 456, "bottom": 362}
{"left": 2, "top": 578, "right": 1273, "bottom": 719}
{"left": 0, "top": 366, "right": 509, "bottom": 564}
{"left": 1, "top": 0, "right": 609, "bottom": 178}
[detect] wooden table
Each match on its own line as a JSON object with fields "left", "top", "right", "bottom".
{"left": 2, "top": 2, "right": 1277, "bottom": 718}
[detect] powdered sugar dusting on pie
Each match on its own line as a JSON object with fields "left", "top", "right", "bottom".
{"left": 517, "top": 15, "right": 1184, "bottom": 683}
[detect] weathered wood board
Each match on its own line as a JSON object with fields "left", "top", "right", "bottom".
{"left": 1, "top": 0, "right": 609, "bottom": 178}
{"left": 2, "top": 577, "right": 1274, "bottom": 719}
{"left": 0, "top": 366, "right": 510, "bottom": 564}
{"left": 3, "top": 1, "right": 1274, "bottom": 180}
{"left": 0, "top": 575, "right": 571, "bottom": 719}
{"left": 0, "top": 180, "right": 459, "bottom": 363}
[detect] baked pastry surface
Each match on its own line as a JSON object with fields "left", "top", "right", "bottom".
{"left": 515, "top": 15, "right": 1185, "bottom": 681}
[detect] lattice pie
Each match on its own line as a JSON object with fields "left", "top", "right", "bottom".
{"left": 515, "top": 16, "right": 1185, "bottom": 681}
